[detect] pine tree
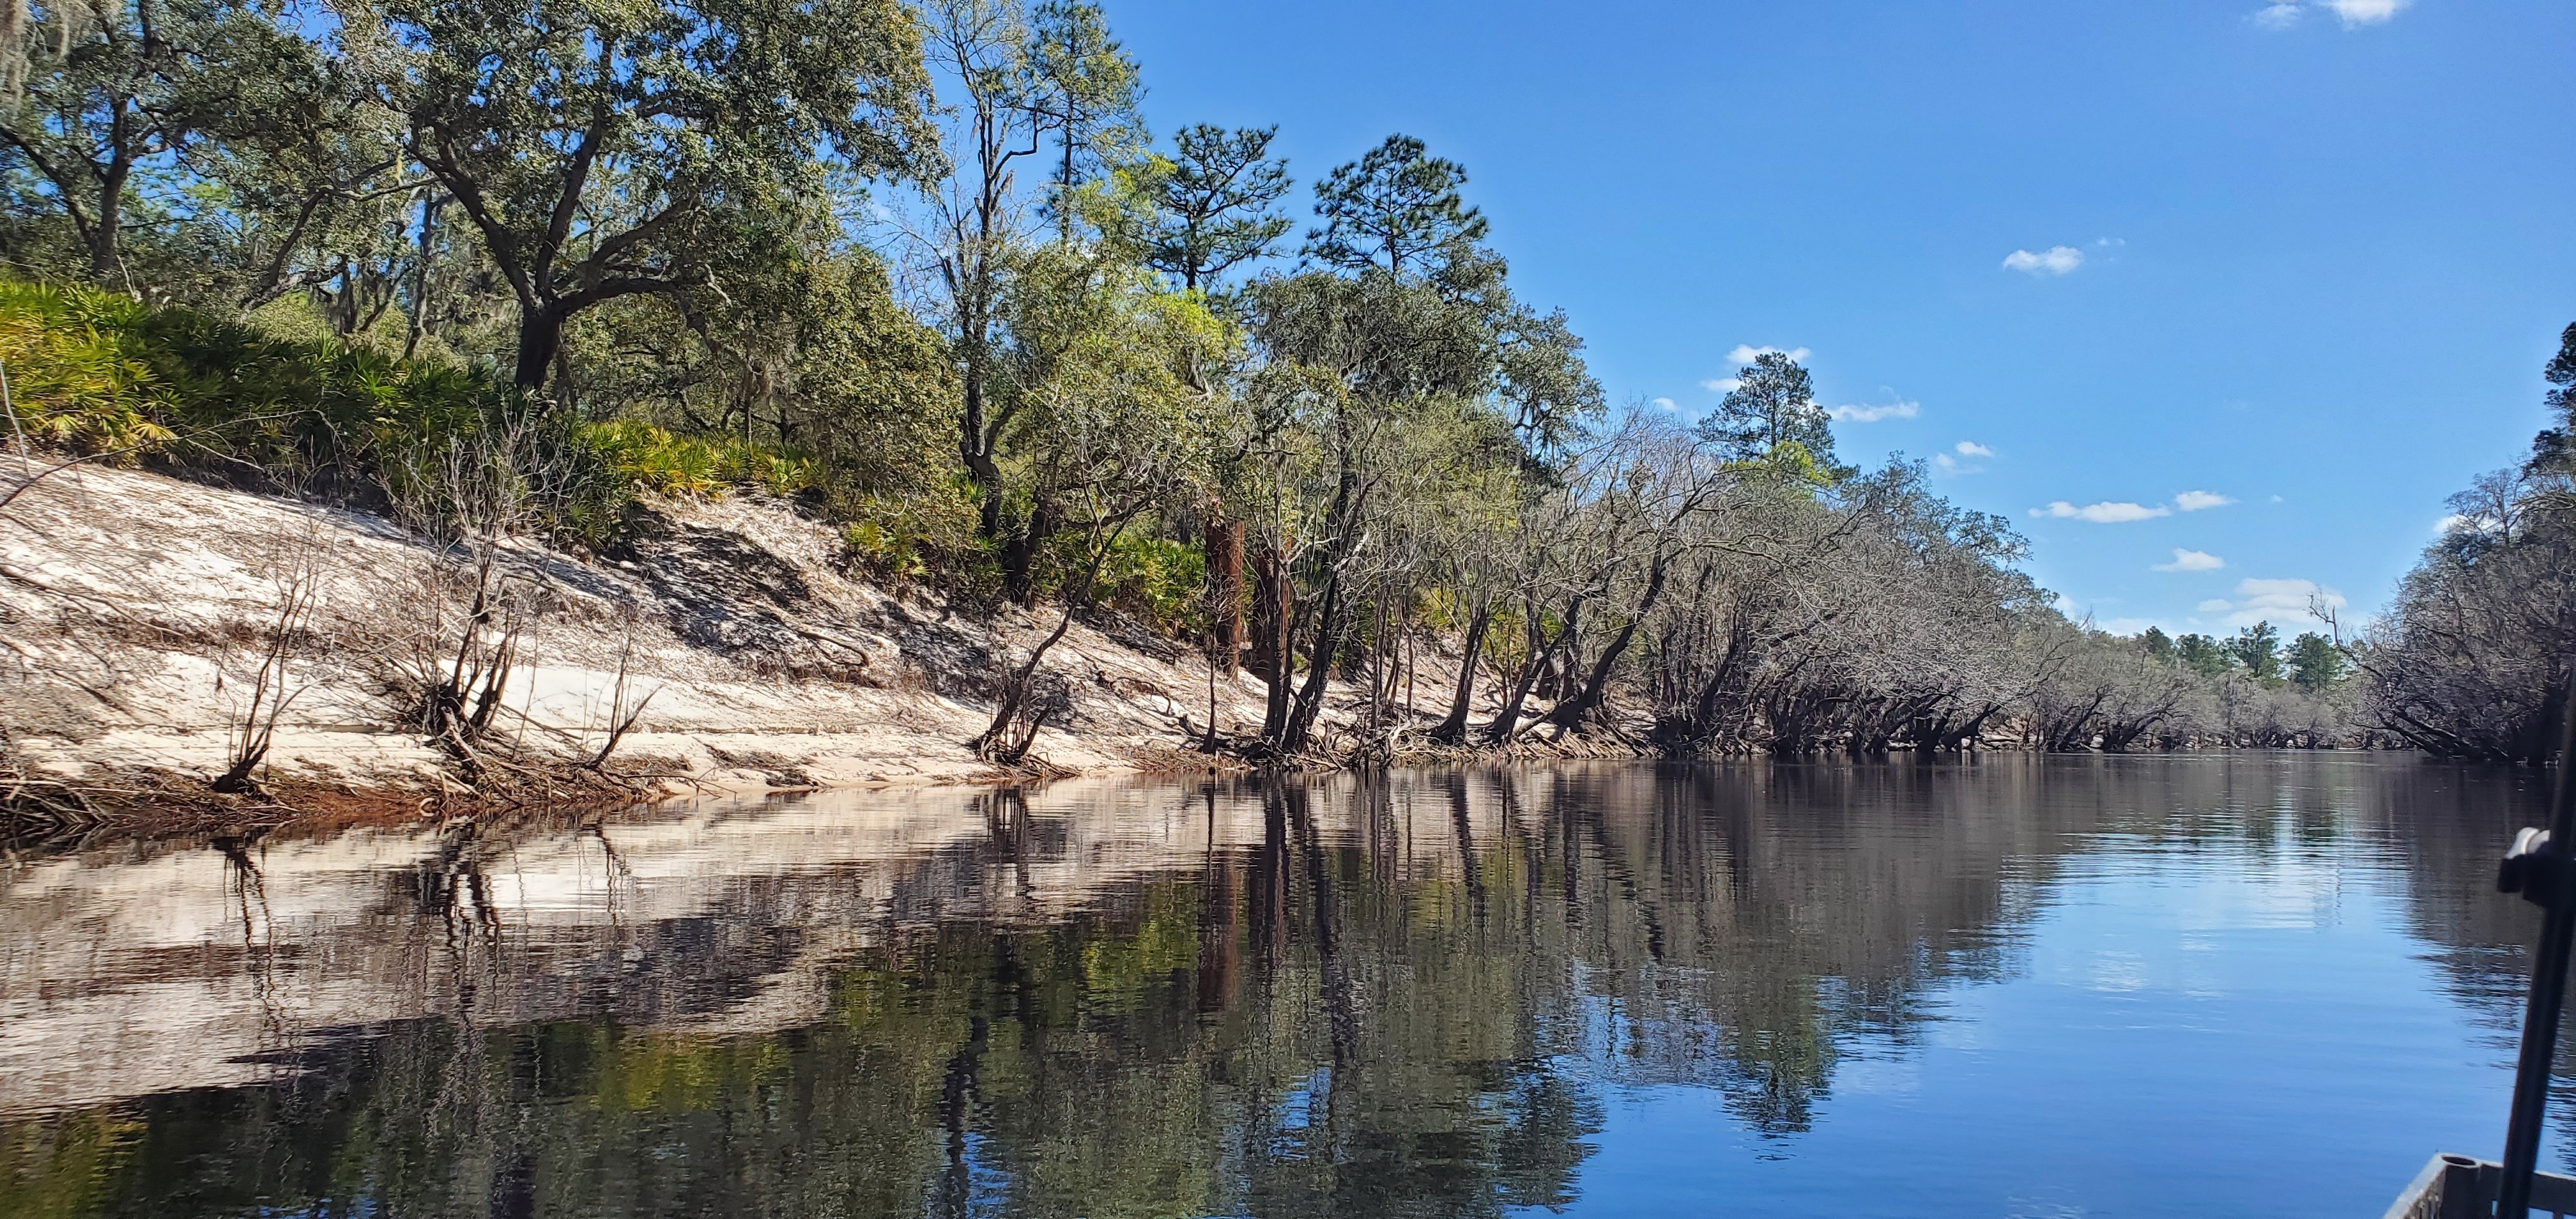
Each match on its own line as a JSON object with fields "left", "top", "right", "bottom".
{"left": 1303, "top": 134, "right": 1485, "bottom": 276}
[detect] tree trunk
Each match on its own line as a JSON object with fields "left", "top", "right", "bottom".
{"left": 1545, "top": 619, "right": 1634, "bottom": 732}
{"left": 82, "top": 84, "right": 141, "bottom": 284}
{"left": 1206, "top": 517, "right": 1245, "bottom": 672}
{"left": 88, "top": 150, "right": 130, "bottom": 282}
{"left": 1431, "top": 600, "right": 1491, "bottom": 743}
{"left": 513, "top": 304, "right": 567, "bottom": 392}
{"left": 1680, "top": 610, "right": 1756, "bottom": 744}
{"left": 1254, "top": 547, "right": 1294, "bottom": 741}
{"left": 1545, "top": 553, "right": 1673, "bottom": 732}
{"left": 962, "top": 362, "right": 1003, "bottom": 541}
{"left": 1404, "top": 621, "right": 1417, "bottom": 717}
{"left": 403, "top": 198, "right": 441, "bottom": 360}
{"left": 1279, "top": 565, "right": 1346, "bottom": 755}
{"left": 1486, "top": 595, "right": 1579, "bottom": 743}
{"left": 1002, "top": 495, "right": 1054, "bottom": 606}
{"left": 1368, "top": 593, "right": 1389, "bottom": 731}
{"left": 1278, "top": 471, "right": 1363, "bottom": 756}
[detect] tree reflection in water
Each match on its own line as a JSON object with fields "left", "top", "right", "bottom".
{"left": 0, "top": 756, "right": 2557, "bottom": 1217}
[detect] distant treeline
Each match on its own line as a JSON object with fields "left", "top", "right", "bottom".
{"left": 0, "top": 0, "right": 2364, "bottom": 756}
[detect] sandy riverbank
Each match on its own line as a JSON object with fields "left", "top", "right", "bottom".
{"left": 0, "top": 464, "right": 1464, "bottom": 836}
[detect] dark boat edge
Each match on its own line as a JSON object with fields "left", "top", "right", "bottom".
{"left": 2387, "top": 1154, "right": 2576, "bottom": 1218}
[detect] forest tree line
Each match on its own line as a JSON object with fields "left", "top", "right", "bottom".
{"left": 0, "top": 0, "right": 2437, "bottom": 760}
{"left": 2358, "top": 325, "right": 2576, "bottom": 763}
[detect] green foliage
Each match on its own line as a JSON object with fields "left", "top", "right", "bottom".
{"left": 1698, "top": 351, "right": 1846, "bottom": 478}
{"left": 1303, "top": 134, "right": 1487, "bottom": 275}
{"left": 2141, "top": 626, "right": 2175, "bottom": 663}
{"left": 1738, "top": 438, "right": 1841, "bottom": 489}
{"left": 0, "top": 0, "right": 394, "bottom": 302}
{"left": 0, "top": 279, "right": 635, "bottom": 541}
{"left": 1100, "top": 124, "right": 1292, "bottom": 291}
{"left": 583, "top": 420, "right": 813, "bottom": 499}
{"left": 0, "top": 280, "right": 174, "bottom": 454}
{"left": 2287, "top": 631, "right": 2346, "bottom": 691}
{"left": 1, "top": 277, "right": 487, "bottom": 482}
{"left": 1008, "top": 515, "right": 1208, "bottom": 629}
{"left": 838, "top": 476, "right": 987, "bottom": 583}
{"left": 1239, "top": 249, "right": 1600, "bottom": 472}
{"left": 2175, "top": 632, "right": 2232, "bottom": 678}
{"left": 339, "top": 0, "right": 938, "bottom": 387}
{"left": 1089, "top": 533, "right": 1206, "bottom": 631}
{"left": 1026, "top": 0, "right": 1144, "bottom": 231}
{"left": 2546, "top": 319, "right": 2576, "bottom": 418}
{"left": 982, "top": 245, "right": 1232, "bottom": 599}
{"left": 2228, "top": 620, "right": 2282, "bottom": 681}
{"left": 567, "top": 251, "right": 958, "bottom": 510}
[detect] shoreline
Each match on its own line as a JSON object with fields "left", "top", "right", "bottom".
{"left": 4, "top": 733, "right": 2412, "bottom": 856}
{"left": 0, "top": 464, "right": 2392, "bottom": 853}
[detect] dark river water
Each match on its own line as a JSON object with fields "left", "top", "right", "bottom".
{"left": 0, "top": 755, "right": 2566, "bottom": 1218}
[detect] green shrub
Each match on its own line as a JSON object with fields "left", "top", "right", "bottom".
{"left": 836, "top": 471, "right": 988, "bottom": 586}
{"left": 583, "top": 420, "right": 815, "bottom": 500}
{"left": 0, "top": 280, "right": 176, "bottom": 456}
{"left": 0, "top": 280, "right": 939, "bottom": 566}
{"left": 1025, "top": 528, "right": 1205, "bottom": 632}
{"left": 0, "top": 279, "right": 634, "bottom": 544}
{"left": 1103, "top": 534, "right": 1206, "bottom": 632}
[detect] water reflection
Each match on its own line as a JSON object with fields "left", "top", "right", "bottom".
{"left": 0, "top": 756, "right": 2557, "bottom": 1217}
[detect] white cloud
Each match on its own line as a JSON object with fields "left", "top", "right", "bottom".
{"left": 2034, "top": 491, "right": 2227, "bottom": 519}
{"left": 1934, "top": 442, "right": 1993, "bottom": 477}
{"left": 2097, "top": 617, "right": 2163, "bottom": 636}
{"left": 2096, "top": 237, "right": 2126, "bottom": 248}
{"left": 2035, "top": 500, "right": 2170, "bottom": 523}
{"left": 2212, "top": 577, "right": 2346, "bottom": 628}
{"left": 2196, "top": 599, "right": 2233, "bottom": 613}
{"left": 2256, "top": 0, "right": 2405, "bottom": 27}
{"left": 1701, "top": 377, "right": 1740, "bottom": 393}
{"left": 2003, "top": 246, "right": 2085, "bottom": 276}
{"left": 1828, "top": 399, "right": 1919, "bottom": 423}
{"left": 2269, "top": 494, "right": 2285, "bottom": 503}
{"left": 2324, "top": 0, "right": 2406, "bottom": 24}
{"left": 1651, "top": 396, "right": 1678, "bottom": 412}
{"left": 2154, "top": 548, "right": 2225, "bottom": 572}
{"left": 2053, "top": 594, "right": 2083, "bottom": 619}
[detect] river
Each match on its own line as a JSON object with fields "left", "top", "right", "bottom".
{"left": 0, "top": 755, "right": 2562, "bottom": 1217}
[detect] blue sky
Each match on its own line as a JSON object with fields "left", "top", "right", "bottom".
{"left": 1103, "top": 0, "right": 2575, "bottom": 637}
